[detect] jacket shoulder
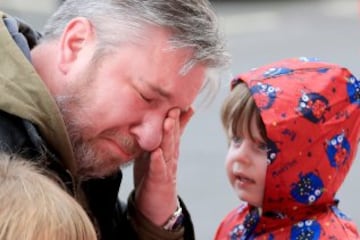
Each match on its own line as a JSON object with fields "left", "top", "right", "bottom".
{"left": 0, "top": 110, "right": 39, "bottom": 157}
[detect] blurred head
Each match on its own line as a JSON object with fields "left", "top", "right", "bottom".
{"left": 33, "top": 0, "right": 229, "bottom": 179}
{"left": 221, "top": 82, "right": 268, "bottom": 207}
{"left": 0, "top": 154, "right": 97, "bottom": 240}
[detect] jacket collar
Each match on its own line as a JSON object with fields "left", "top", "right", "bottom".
{"left": 0, "top": 11, "right": 78, "bottom": 181}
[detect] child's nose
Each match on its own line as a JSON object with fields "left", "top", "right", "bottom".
{"left": 235, "top": 142, "right": 252, "bottom": 165}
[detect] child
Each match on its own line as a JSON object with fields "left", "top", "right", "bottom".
{"left": 215, "top": 57, "right": 360, "bottom": 239}
{"left": 0, "top": 153, "right": 97, "bottom": 240}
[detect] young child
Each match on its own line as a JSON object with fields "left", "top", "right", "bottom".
{"left": 0, "top": 153, "right": 97, "bottom": 240}
{"left": 215, "top": 57, "right": 360, "bottom": 239}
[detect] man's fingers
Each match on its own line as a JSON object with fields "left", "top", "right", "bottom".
{"left": 147, "top": 148, "right": 169, "bottom": 181}
{"left": 133, "top": 152, "right": 150, "bottom": 188}
{"left": 162, "top": 115, "right": 176, "bottom": 163}
{"left": 179, "top": 107, "right": 194, "bottom": 135}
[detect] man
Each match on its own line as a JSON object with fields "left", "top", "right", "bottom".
{"left": 0, "top": 0, "right": 228, "bottom": 239}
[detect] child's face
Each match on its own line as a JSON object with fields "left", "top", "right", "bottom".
{"left": 225, "top": 115, "right": 268, "bottom": 208}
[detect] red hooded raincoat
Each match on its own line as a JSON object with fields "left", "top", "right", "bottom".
{"left": 215, "top": 57, "right": 360, "bottom": 240}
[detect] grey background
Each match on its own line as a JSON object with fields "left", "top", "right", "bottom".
{"left": 1, "top": 0, "right": 359, "bottom": 239}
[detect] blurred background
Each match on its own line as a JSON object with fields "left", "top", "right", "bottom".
{"left": 1, "top": 0, "right": 359, "bottom": 239}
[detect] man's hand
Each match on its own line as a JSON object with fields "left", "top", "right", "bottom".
{"left": 133, "top": 107, "right": 194, "bottom": 226}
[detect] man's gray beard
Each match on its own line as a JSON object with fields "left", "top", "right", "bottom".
{"left": 55, "top": 95, "right": 113, "bottom": 181}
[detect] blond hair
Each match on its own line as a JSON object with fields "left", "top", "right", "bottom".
{"left": 221, "top": 82, "right": 267, "bottom": 142}
{"left": 0, "top": 153, "right": 97, "bottom": 240}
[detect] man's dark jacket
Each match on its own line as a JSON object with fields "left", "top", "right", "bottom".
{"left": 0, "top": 12, "right": 195, "bottom": 240}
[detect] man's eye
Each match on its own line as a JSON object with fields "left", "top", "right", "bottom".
{"left": 140, "top": 92, "right": 152, "bottom": 103}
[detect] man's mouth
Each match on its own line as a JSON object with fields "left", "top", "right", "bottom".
{"left": 103, "top": 136, "right": 140, "bottom": 159}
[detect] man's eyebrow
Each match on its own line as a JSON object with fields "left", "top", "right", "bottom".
{"left": 143, "top": 79, "right": 171, "bottom": 98}
{"left": 140, "top": 78, "right": 190, "bottom": 112}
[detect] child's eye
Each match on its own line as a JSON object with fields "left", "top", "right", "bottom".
{"left": 257, "top": 142, "right": 269, "bottom": 151}
{"left": 258, "top": 143, "right": 267, "bottom": 150}
{"left": 231, "top": 136, "right": 243, "bottom": 146}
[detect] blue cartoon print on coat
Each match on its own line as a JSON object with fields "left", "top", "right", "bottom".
{"left": 290, "top": 220, "right": 321, "bottom": 240}
{"left": 298, "top": 57, "right": 320, "bottom": 62}
{"left": 290, "top": 172, "right": 324, "bottom": 204}
{"left": 297, "top": 92, "right": 329, "bottom": 123}
{"left": 230, "top": 224, "right": 244, "bottom": 240}
{"left": 346, "top": 74, "right": 360, "bottom": 106}
{"left": 250, "top": 82, "right": 279, "bottom": 110}
{"left": 266, "top": 139, "right": 279, "bottom": 164}
{"left": 230, "top": 209, "right": 260, "bottom": 240}
{"left": 268, "top": 234, "right": 275, "bottom": 240}
{"left": 263, "top": 67, "right": 293, "bottom": 78}
{"left": 326, "top": 132, "right": 350, "bottom": 168}
{"left": 331, "top": 206, "right": 352, "bottom": 221}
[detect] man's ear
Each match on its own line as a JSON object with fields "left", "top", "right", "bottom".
{"left": 58, "top": 17, "right": 95, "bottom": 74}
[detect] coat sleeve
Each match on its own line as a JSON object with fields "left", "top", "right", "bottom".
{"left": 82, "top": 172, "right": 196, "bottom": 240}
{"left": 126, "top": 191, "right": 195, "bottom": 240}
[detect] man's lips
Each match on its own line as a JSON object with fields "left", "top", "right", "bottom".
{"left": 105, "top": 137, "right": 140, "bottom": 159}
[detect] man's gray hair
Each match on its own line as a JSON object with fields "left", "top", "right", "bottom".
{"left": 42, "top": 0, "right": 230, "bottom": 97}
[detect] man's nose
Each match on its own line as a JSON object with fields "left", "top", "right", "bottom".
{"left": 131, "top": 117, "right": 163, "bottom": 152}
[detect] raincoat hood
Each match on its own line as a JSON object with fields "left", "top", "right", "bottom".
{"left": 232, "top": 57, "right": 360, "bottom": 230}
